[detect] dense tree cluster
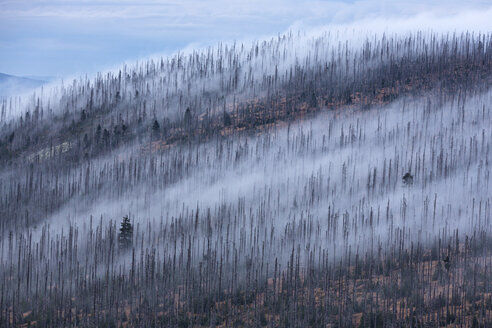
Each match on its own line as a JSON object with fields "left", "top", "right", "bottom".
{"left": 0, "top": 29, "right": 491, "bottom": 327}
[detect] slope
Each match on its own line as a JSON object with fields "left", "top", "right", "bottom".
{"left": 0, "top": 29, "right": 491, "bottom": 327}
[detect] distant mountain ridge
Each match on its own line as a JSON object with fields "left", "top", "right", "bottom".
{"left": 0, "top": 72, "right": 46, "bottom": 98}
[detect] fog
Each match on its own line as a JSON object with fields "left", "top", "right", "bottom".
{"left": 17, "top": 87, "right": 491, "bottom": 266}
{"left": 0, "top": 24, "right": 491, "bottom": 326}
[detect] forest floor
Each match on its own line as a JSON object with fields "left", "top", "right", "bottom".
{"left": 14, "top": 247, "right": 488, "bottom": 327}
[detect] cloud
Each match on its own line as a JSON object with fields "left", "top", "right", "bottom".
{"left": 1, "top": 1, "right": 302, "bottom": 19}
{"left": 1, "top": 0, "right": 489, "bottom": 20}
{"left": 292, "top": 5, "right": 492, "bottom": 35}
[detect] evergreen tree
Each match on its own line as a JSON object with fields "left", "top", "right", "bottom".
{"left": 118, "top": 216, "right": 133, "bottom": 250}
{"left": 152, "top": 119, "right": 160, "bottom": 139}
{"left": 184, "top": 107, "right": 192, "bottom": 129}
{"left": 152, "top": 119, "right": 160, "bottom": 133}
{"left": 402, "top": 172, "right": 413, "bottom": 185}
{"left": 223, "top": 111, "right": 232, "bottom": 127}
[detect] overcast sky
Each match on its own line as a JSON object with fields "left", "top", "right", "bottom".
{"left": 0, "top": 0, "right": 490, "bottom": 78}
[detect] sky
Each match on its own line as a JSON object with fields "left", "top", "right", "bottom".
{"left": 0, "top": 0, "right": 491, "bottom": 79}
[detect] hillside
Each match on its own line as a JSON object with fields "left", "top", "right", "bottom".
{"left": 0, "top": 30, "right": 491, "bottom": 327}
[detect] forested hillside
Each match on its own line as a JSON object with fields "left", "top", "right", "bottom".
{"left": 0, "top": 30, "right": 491, "bottom": 327}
